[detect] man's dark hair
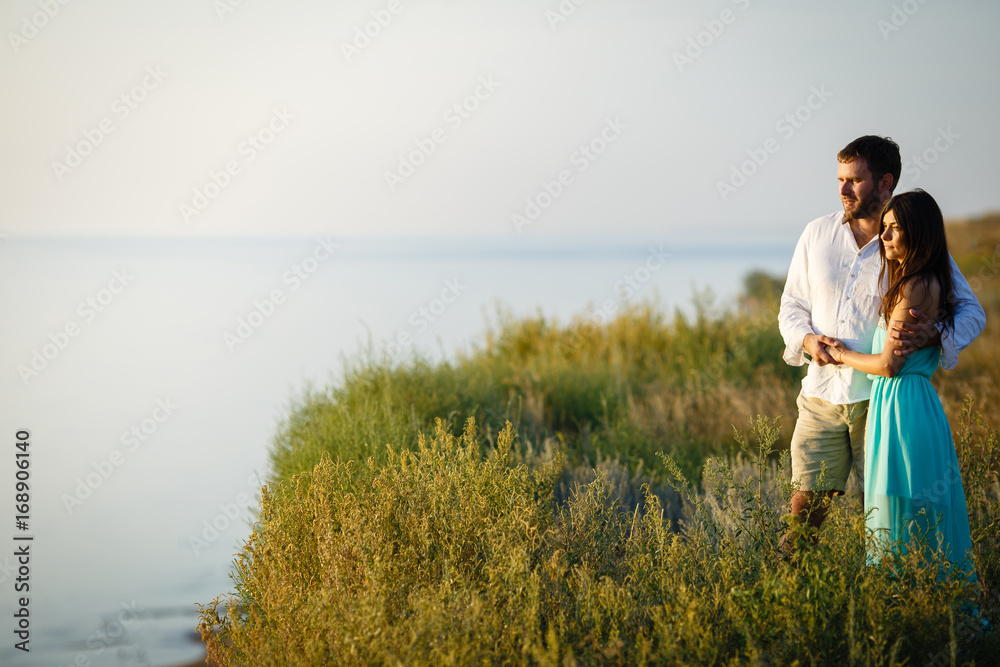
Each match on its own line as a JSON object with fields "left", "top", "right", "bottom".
{"left": 838, "top": 135, "right": 902, "bottom": 194}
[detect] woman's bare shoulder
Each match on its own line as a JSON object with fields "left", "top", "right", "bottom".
{"left": 901, "top": 274, "right": 942, "bottom": 320}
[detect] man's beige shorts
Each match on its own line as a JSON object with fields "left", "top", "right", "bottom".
{"left": 790, "top": 392, "right": 868, "bottom": 494}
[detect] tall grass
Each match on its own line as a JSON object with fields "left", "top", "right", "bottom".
{"left": 268, "top": 278, "right": 996, "bottom": 488}
{"left": 202, "top": 221, "right": 1000, "bottom": 664}
{"left": 269, "top": 293, "right": 801, "bottom": 485}
{"left": 200, "top": 412, "right": 999, "bottom": 665}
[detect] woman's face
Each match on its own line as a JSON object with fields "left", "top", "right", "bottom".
{"left": 880, "top": 209, "right": 905, "bottom": 262}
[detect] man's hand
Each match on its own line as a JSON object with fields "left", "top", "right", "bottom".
{"left": 888, "top": 308, "right": 941, "bottom": 357}
{"left": 804, "top": 333, "right": 841, "bottom": 366}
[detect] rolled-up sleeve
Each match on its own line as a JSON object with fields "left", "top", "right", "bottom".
{"left": 940, "top": 255, "right": 986, "bottom": 370}
{"left": 778, "top": 231, "right": 817, "bottom": 367}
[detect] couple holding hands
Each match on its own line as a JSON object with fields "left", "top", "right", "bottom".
{"left": 777, "top": 135, "right": 986, "bottom": 574}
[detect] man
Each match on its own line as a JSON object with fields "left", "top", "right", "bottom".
{"left": 777, "top": 135, "right": 985, "bottom": 551}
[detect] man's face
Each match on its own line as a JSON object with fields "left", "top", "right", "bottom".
{"left": 837, "top": 158, "right": 884, "bottom": 222}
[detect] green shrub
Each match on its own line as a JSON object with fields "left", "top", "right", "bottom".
{"left": 201, "top": 414, "right": 999, "bottom": 665}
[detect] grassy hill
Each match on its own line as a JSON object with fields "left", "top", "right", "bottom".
{"left": 199, "top": 214, "right": 1000, "bottom": 665}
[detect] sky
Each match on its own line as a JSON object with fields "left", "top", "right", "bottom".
{"left": 2, "top": 0, "right": 999, "bottom": 241}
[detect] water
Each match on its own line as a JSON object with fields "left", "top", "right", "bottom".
{"left": 0, "top": 235, "right": 793, "bottom": 666}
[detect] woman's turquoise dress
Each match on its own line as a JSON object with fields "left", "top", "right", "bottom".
{"left": 864, "top": 321, "right": 976, "bottom": 576}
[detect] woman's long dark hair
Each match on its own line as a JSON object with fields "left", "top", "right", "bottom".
{"left": 878, "top": 189, "right": 954, "bottom": 326}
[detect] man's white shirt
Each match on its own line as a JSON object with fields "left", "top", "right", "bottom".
{"left": 778, "top": 210, "right": 986, "bottom": 405}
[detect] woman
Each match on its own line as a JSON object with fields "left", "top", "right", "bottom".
{"left": 826, "top": 189, "right": 975, "bottom": 576}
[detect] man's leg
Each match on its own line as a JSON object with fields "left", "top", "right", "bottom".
{"left": 780, "top": 490, "right": 837, "bottom": 559}
{"left": 781, "top": 393, "right": 852, "bottom": 558}
{"left": 790, "top": 490, "right": 837, "bottom": 527}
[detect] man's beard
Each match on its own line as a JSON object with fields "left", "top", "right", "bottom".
{"left": 843, "top": 189, "right": 883, "bottom": 222}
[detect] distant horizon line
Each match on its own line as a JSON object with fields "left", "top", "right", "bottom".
{"left": 0, "top": 234, "right": 802, "bottom": 263}
{"left": 3, "top": 210, "right": 995, "bottom": 243}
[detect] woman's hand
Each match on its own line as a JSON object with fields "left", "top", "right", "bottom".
{"left": 826, "top": 339, "right": 847, "bottom": 364}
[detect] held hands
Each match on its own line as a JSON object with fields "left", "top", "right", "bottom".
{"left": 888, "top": 309, "right": 941, "bottom": 357}
{"left": 826, "top": 339, "right": 847, "bottom": 364}
{"left": 803, "top": 333, "right": 841, "bottom": 366}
